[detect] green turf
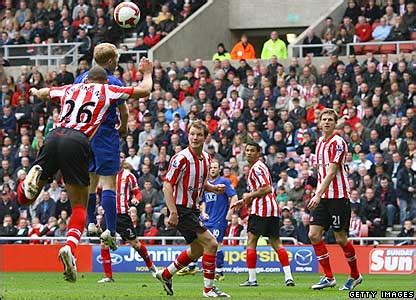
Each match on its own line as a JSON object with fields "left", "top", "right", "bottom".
{"left": 0, "top": 272, "right": 414, "bottom": 299}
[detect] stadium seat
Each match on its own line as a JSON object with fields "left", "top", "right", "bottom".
{"left": 399, "top": 42, "right": 415, "bottom": 53}
{"left": 411, "top": 32, "right": 416, "bottom": 40}
{"left": 354, "top": 45, "right": 363, "bottom": 55}
{"left": 379, "top": 44, "right": 396, "bottom": 54}
{"left": 359, "top": 224, "right": 369, "bottom": 237}
{"left": 362, "top": 45, "right": 380, "bottom": 53}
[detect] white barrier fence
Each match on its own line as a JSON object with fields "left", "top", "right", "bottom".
{"left": 0, "top": 236, "right": 414, "bottom": 246}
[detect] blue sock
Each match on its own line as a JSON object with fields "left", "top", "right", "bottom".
{"left": 216, "top": 250, "right": 224, "bottom": 269}
{"left": 87, "top": 193, "right": 96, "bottom": 224}
{"left": 101, "top": 190, "right": 117, "bottom": 235}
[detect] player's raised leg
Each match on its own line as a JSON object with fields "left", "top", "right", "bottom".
{"left": 59, "top": 183, "right": 88, "bottom": 283}
{"left": 309, "top": 225, "right": 336, "bottom": 289}
{"left": 269, "top": 237, "right": 294, "bottom": 286}
{"left": 99, "top": 175, "right": 118, "bottom": 251}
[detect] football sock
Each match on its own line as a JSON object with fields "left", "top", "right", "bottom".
{"left": 136, "top": 243, "right": 153, "bottom": 269}
{"left": 341, "top": 241, "right": 359, "bottom": 279}
{"left": 16, "top": 181, "right": 34, "bottom": 205}
{"left": 247, "top": 248, "right": 257, "bottom": 282}
{"left": 66, "top": 205, "right": 86, "bottom": 254}
{"left": 101, "top": 247, "right": 112, "bottom": 278}
{"left": 188, "top": 261, "right": 197, "bottom": 270}
{"left": 313, "top": 241, "right": 334, "bottom": 279}
{"left": 276, "top": 247, "right": 293, "bottom": 281}
{"left": 101, "top": 190, "right": 117, "bottom": 235}
{"left": 87, "top": 193, "right": 97, "bottom": 225}
{"left": 216, "top": 249, "right": 224, "bottom": 273}
{"left": 202, "top": 253, "right": 216, "bottom": 293}
{"left": 163, "top": 249, "right": 193, "bottom": 280}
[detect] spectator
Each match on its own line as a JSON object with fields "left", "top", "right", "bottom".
{"left": 343, "top": 0, "right": 361, "bottom": 24}
{"left": 261, "top": 31, "right": 288, "bottom": 60}
{"left": 364, "top": 0, "right": 382, "bottom": 24}
{"left": 0, "top": 189, "right": 19, "bottom": 224}
{"left": 212, "top": 43, "right": 231, "bottom": 62}
{"left": 361, "top": 188, "right": 386, "bottom": 237}
{"left": 386, "top": 16, "right": 409, "bottom": 41}
{"left": 54, "top": 191, "right": 72, "bottom": 219}
{"left": 35, "top": 192, "right": 56, "bottom": 225}
{"left": 279, "top": 217, "right": 297, "bottom": 243}
{"left": 14, "top": 1, "right": 32, "bottom": 28}
{"left": 223, "top": 214, "right": 243, "bottom": 246}
{"left": 296, "top": 213, "right": 310, "bottom": 244}
{"left": 157, "top": 216, "right": 177, "bottom": 244}
{"left": 302, "top": 30, "right": 322, "bottom": 57}
{"left": 0, "top": 215, "right": 17, "bottom": 244}
{"left": 15, "top": 217, "right": 29, "bottom": 244}
{"left": 372, "top": 18, "right": 392, "bottom": 41}
{"left": 142, "top": 219, "right": 158, "bottom": 245}
{"left": 287, "top": 178, "right": 305, "bottom": 206}
{"left": 54, "top": 219, "right": 68, "bottom": 240}
{"left": 349, "top": 208, "right": 362, "bottom": 238}
{"left": 56, "top": 64, "right": 74, "bottom": 86}
{"left": 395, "top": 219, "right": 414, "bottom": 245}
{"left": 355, "top": 16, "right": 372, "bottom": 42}
{"left": 230, "top": 34, "right": 256, "bottom": 60}
{"left": 320, "top": 16, "right": 337, "bottom": 39}
{"left": 144, "top": 26, "right": 161, "bottom": 48}
{"left": 397, "top": 158, "right": 415, "bottom": 225}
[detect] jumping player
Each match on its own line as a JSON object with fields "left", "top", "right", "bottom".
{"left": 307, "top": 108, "right": 362, "bottom": 290}
{"left": 231, "top": 142, "right": 294, "bottom": 287}
{"left": 178, "top": 160, "right": 238, "bottom": 281}
{"left": 98, "top": 160, "right": 157, "bottom": 283}
{"left": 153, "top": 120, "right": 230, "bottom": 298}
{"left": 17, "top": 63, "right": 153, "bottom": 283}
{"left": 74, "top": 43, "right": 130, "bottom": 250}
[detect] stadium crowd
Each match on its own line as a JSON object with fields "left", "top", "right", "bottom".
{"left": 0, "top": 0, "right": 415, "bottom": 246}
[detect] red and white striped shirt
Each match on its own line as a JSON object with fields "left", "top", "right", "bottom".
{"left": 248, "top": 160, "right": 279, "bottom": 217}
{"left": 315, "top": 133, "right": 350, "bottom": 199}
{"left": 49, "top": 84, "right": 133, "bottom": 137}
{"left": 116, "top": 169, "right": 142, "bottom": 214}
{"left": 165, "top": 147, "right": 210, "bottom": 209}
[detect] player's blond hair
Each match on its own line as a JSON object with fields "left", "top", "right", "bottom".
{"left": 188, "top": 120, "right": 209, "bottom": 137}
{"left": 93, "top": 43, "right": 118, "bottom": 65}
{"left": 319, "top": 108, "right": 339, "bottom": 122}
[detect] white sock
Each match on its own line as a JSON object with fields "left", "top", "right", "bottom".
{"left": 216, "top": 267, "right": 223, "bottom": 273}
{"left": 188, "top": 262, "right": 197, "bottom": 269}
{"left": 283, "top": 265, "right": 293, "bottom": 281}
{"left": 248, "top": 268, "right": 256, "bottom": 282}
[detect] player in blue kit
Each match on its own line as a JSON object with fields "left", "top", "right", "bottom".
{"left": 74, "top": 43, "right": 152, "bottom": 250}
{"left": 178, "top": 160, "right": 238, "bottom": 280}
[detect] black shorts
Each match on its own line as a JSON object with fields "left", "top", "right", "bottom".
{"left": 33, "top": 127, "right": 90, "bottom": 186}
{"left": 248, "top": 215, "right": 280, "bottom": 238}
{"left": 116, "top": 214, "right": 137, "bottom": 241}
{"left": 310, "top": 198, "right": 351, "bottom": 232}
{"left": 175, "top": 206, "right": 207, "bottom": 244}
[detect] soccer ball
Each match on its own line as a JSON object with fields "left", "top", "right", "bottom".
{"left": 114, "top": 2, "right": 141, "bottom": 29}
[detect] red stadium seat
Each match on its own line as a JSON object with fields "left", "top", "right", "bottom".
{"left": 399, "top": 42, "right": 415, "bottom": 53}
{"left": 379, "top": 44, "right": 396, "bottom": 54}
{"left": 411, "top": 32, "right": 416, "bottom": 40}
{"left": 362, "top": 44, "right": 380, "bottom": 53}
{"left": 359, "top": 224, "right": 369, "bottom": 237}
{"left": 354, "top": 45, "right": 363, "bottom": 55}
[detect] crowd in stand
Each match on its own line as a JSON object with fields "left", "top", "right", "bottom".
{"left": 302, "top": 0, "right": 415, "bottom": 56}
{"left": 0, "top": 0, "right": 206, "bottom": 63}
{"left": 0, "top": 0, "right": 415, "bottom": 246}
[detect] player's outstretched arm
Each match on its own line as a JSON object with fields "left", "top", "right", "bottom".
{"left": 29, "top": 87, "right": 50, "bottom": 100}
{"left": 204, "top": 182, "right": 226, "bottom": 194}
{"left": 131, "top": 57, "right": 153, "bottom": 98}
{"left": 226, "top": 195, "right": 239, "bottom": 220}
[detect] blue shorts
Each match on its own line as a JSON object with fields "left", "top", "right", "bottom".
{"left": 206, "top": 224, "right": 227, "bottom": 243}
{"left": 89, "top": 126, "right": 120, "bottom": 176}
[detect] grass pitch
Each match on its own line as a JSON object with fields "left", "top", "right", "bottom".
{"left": 0, "top": 272, "right": 414, "bottom": 299}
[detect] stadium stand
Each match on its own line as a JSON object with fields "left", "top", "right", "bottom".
{"left": 0, "top": 0, "right": 415, "bottom": 246}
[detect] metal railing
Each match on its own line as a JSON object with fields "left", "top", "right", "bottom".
{"left": 118, "top": 50, "right": 149, "bottom": 63}
{"left": 289, "top": 40, "right": 415, "bottom": 57}
{"left": 0, "top": 236, "right": 298, "bottom": 246}
{"left": 1, "top": 42, "right": 83, "bottom": 67}
{"left": 0, "top": 236, "right": 414, "bottom": 246}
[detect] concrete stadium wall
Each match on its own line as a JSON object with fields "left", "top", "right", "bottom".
{"left": 228, "top": 0, "right": 342, "bottom": 29}
{"left": 150, "top": 0, "right": 231, "bottom": 62}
